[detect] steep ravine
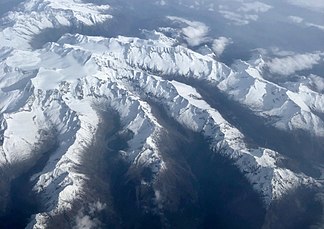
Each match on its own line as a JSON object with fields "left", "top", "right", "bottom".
{"left": 0, "top": 145, "right": 58, "bottom": 228}
{"left": 148, "top": 100, "right": 266, "bottom": 229}
{"left": 163, "top": 76, "right": 324, "bottom": 178}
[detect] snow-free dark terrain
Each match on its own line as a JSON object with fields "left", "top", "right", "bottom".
{"left": 0, "top": 0, "right": 323, "bottom": 228}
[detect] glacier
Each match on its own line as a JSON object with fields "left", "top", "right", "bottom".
{"left": 0, "top": 0, "right": 323, "bottom": 228}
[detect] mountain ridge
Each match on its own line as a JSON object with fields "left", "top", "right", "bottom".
{"left": 0, "top": 0, "right": 323, "bottom": 228}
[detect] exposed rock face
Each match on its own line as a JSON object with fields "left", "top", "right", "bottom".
{"left": 0, "top": 0, "right": 323, "bottom": 228}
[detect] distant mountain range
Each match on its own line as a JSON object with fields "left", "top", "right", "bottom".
{"left": 0, "top": 0, "right": 323, "bottom": 228}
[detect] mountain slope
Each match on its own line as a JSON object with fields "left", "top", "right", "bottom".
{"left": 0, "top": 0, "right": 323, "bottom": 228}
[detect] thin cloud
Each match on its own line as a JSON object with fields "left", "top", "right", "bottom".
{"left": 266, "top": 53, "right": 322, "bottom": 75}
{"left": 219, "top": 10, "right": 251, "bottom": 25}
{"left": 286, "top": 0, "right": 324, "bottom": 13}
{"left": 306, "top": 22, "right": 324, "bottom": 31}
{"left": 167, "top": 16, "right": 209, "bottom": 46}
{"left": 288, "top": 16, "right": 304, "bottom": 24}
{"left": 238, "top": 1, "right": 273, "bottom": 13}
{"left": 219, "top": 1, "right": 272, "bottom": 25}
{"left": 74, "top": 214, "right": 100, "bottom": 229}
{"left": 212, "top": 37, "right": 232, "bottom": 57}
{"left": 155, "top": 0, "right": 166, "bottom": 6}
{"left": 73, "top": 201, "right": 107, "bottom": 229}
{"left": 309, "top": 74, "right": 324, "bottom": 93}
{"left": 289, "top": 15, "right": 324, "bottom": 32}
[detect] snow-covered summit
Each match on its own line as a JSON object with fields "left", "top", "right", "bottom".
{"left": 0, "top": 0, "right": 111, "bottom": 50}
{"left": 0, "top": 0, "right": 323, "bottom": 228}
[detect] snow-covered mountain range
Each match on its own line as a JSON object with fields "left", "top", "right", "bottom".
{"left": 0, "top": 0, "right": 323, "bottom": 228}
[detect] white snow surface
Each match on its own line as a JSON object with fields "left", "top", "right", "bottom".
{"left": 0, "top": 0, "right": 322, "bottom": 227}
{"left": 0, "top": 0, "right": 111, "bottom": 50}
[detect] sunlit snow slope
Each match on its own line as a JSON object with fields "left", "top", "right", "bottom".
{"left": 0, "top": 0, "right": 323, "bottom": 228}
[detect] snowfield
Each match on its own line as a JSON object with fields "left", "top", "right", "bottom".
{"left": 0, "top": 0, "right": 323, "bottom": 228}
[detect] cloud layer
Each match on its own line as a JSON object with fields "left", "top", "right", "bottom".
{"left": 167, "top": 16, "right": 209, "bottom": 46}
{"left": 289, "top": 15, "right": 324, "bottom": 32}
{"left": 238, "top": 1, "right": 273, "bottom": 13}
{"left": 286, "top": 0, "right": 324, "bottom": 12}
{"left": 219, "top": 1, "right": 272, "bottom": 25}
{"left": 73, "top": 201, "right": 106, "bottom": 229}
{"left": 309, "top": 74, "right": 324, "bottom": 93}
{"left": 212, "top": 37, "right": 232, "bottom": 56}
{"left": 267, "top": 53, "right": 322, "bottom": 75}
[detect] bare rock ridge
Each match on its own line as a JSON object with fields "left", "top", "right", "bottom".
{"left": 0, "top": 0, "right": 323, "bottom": 228}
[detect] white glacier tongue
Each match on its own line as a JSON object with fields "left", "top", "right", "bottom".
{"left": 0, "top": 0, "right": 323, "bottom": 227}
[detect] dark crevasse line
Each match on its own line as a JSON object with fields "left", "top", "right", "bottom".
{"left": 146, "top": 99, "right": 266, "bottom": 229}
{"left": 163, "top": 76, "right": 324, "bottom": 178}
